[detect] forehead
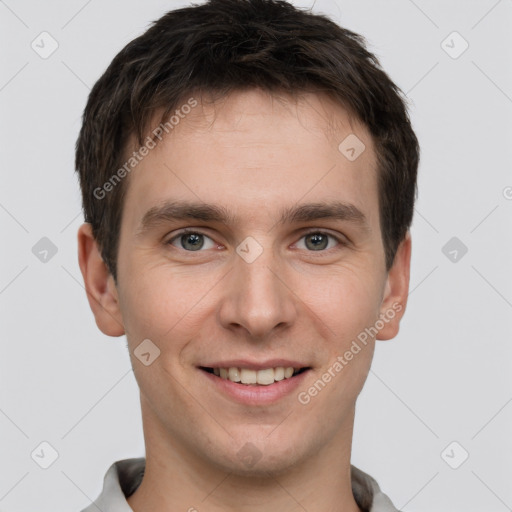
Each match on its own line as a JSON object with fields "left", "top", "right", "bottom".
{"left": 120, "top": 89, "right": 380, "bottom": 234}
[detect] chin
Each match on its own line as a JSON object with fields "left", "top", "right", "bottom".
{"left": 207, "top": 435, "right": 305, "bottom": 478}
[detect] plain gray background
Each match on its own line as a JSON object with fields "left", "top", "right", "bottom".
{"left": 1, "top": 0, "right": 511, "bottom": 511}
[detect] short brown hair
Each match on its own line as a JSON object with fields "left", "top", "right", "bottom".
{"left": 75, "top": 0, "right": 419, "bottom": 282}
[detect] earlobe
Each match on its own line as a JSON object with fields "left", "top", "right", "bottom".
{"left": 77, "top": 223, "right": 125, "bottom": 337}
{"left": 376, "top": 233, "right": 412, "bottom": 341}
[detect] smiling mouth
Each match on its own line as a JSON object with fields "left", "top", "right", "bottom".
{"left": 199, "top": 366, "right": 310, "bottom": 386}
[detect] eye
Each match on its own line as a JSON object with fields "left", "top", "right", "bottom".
{"left": 166, "top": 229, "right": 345, "bottom": 253}
{"left": 167, "top": 229, "right": 217, "bottom": 251}
{"left": 295, "top": 231, "right": 344, "bottom": 252}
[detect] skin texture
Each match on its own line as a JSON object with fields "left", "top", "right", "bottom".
{"left": 78, "top": 89, "right": 411, "bottom": 512}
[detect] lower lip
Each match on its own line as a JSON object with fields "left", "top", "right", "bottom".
{"left": 199, "top": 368, "right": 311, "bottom": 406}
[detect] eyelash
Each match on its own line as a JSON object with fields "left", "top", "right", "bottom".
{"left": 165, "top": 228, "right": 347, "bottom": 253}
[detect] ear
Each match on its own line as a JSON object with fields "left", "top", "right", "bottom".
{"left": 77, "top": 223, "right": 125, "bottom": 337}
{"left": 376, "top": 232, "right": 412, "bottom": 341}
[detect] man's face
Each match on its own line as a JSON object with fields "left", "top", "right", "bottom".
{"left": 93, "top": 89, "right": 408, "bottom": 474}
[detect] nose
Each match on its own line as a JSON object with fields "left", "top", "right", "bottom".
{"left": 218, "top": 243, "right": 298, "bottom": 340}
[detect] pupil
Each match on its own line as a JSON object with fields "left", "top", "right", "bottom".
{"left": 183, "top": 233, "right": 203, "bottom": 250}
{"left": 307, "top": 233, "right": 327, "bottom": 251}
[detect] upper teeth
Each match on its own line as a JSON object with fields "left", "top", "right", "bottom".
{"left": 213, "top": 367, "right": 298, "bottom": 385}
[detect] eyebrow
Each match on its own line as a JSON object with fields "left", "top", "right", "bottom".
{"left": 136, "top": 199, "right": 371, "bottom": 236}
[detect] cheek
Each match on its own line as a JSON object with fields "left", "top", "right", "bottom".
{"left": 118, "top": 263, "right": 211, "bottom": 341}
{"left": 298, "top": 268, "right": 381, "bottom": 340}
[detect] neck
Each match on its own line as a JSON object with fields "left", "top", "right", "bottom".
{"left": 128, "top": 398, "right": 362, "bottom": 512}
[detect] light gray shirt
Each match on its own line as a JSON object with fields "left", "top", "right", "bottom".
{"left": 81, "top": 458, "right": 401, "bottom": 512}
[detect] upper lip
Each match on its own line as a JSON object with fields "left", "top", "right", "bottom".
{"left": 199, "top": 359, "right": 310, "bottom": 371}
